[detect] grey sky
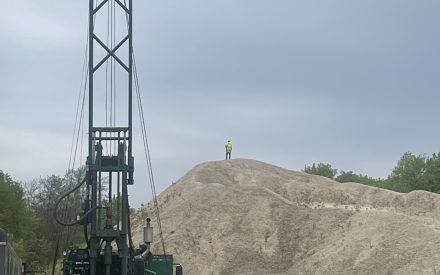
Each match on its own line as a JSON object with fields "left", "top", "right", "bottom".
{"left": 0, "top": 1, "right": 439, "bottom": 206}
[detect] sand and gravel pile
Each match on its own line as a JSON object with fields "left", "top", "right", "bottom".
{"left": 132, "top": 159, "right": 440, "bottom": 275}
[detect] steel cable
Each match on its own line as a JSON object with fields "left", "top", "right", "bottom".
{"left": 133, "top": 59, "right": 167, "bottom": 256}
{"left": 118, "top": 0, "right": 168, "bottom": 256}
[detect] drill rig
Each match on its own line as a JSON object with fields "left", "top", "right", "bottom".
{"left": 54, "top": 1, "right": 182, "bottom": 274}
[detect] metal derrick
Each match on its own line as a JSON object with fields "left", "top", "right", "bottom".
{"left": 54, "top": 1, "right": 180, "bottom": 274}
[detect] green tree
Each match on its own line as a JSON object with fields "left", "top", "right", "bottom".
{"left": 336, "top": 170, "right": 387, "bottom": 188}
{"left": 19, "top": 167, "right": 87, "bottom": 271}
{"left": 0, "top": 171, "right": 50, "bottom": 270}
{"left": 0, "top": 171, "right": 28, "bottom": 239}
{"left": 388, "top": 152, "right": 426, "bottom": 192}
{"left": 421, "top": 153, "right": 440, "bottom": 193}
{"left": 303, "top": 163, "right": 338, "bottom": 179}
{"left": 28, "top": 168, "right": 87, "bottom": 260}
{"left": 336, "top": 171, "right": 372, "bottom": 184}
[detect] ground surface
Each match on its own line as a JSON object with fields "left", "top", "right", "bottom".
{"left": 132, "top": 159, "right": 440, "bottom": 275}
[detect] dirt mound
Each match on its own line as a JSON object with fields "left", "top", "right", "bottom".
{"left": 131, "top": 159, "right": 440, "bottom": 275}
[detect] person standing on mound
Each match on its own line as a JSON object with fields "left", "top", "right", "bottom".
{"left": 225, "top": 140, "right": 232, "bottom": 160}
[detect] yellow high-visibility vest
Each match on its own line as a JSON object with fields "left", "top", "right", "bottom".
{"left": 225, "top": 141, "right": 232, "bottom": 152}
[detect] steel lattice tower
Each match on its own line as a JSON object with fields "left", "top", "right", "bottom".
{"left": 86, "top": 0, "right": 133, "bottom": 274}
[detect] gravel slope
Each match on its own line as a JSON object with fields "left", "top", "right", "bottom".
{"left": 132, "top": 159, "right": 440, "bottom": 275}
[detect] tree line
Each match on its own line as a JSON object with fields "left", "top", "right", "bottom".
{"left": 0, "top": 168, "right": 86, "bottom": 271}
{"left": 304, "top": 151, "right": 440, "bottom": 193}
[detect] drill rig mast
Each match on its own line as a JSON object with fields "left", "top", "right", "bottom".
{"left": 86, "top": 0, "right": 134, "bottom": 273}
{"left": 54, "top": 1, "right": 181, "bottom": 274}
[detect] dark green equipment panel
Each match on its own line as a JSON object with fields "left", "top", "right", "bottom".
{"left": 144, "top": 253, "right": 173, "bottom": 275}
{"left": 62, "top": 248, "right": 176, "bottom": 275}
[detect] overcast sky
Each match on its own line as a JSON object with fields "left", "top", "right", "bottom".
{"left": 1, "top": 0, "right": 439, "bottom": 206}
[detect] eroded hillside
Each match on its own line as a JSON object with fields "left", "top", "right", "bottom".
{"left": 132, "top": 159, "right": 440, "bottom": 275}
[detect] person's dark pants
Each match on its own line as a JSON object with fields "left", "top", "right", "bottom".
{"left": 226, "top": 151, "right": 231, "bottom": 160}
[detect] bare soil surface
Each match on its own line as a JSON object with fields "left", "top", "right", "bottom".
{"left": 132, "top": 159, "right": 440, "bottom": 275}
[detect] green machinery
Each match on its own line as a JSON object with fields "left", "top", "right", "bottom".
{"left": 54, "top": 1, "right": 182, "bottom": 274}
